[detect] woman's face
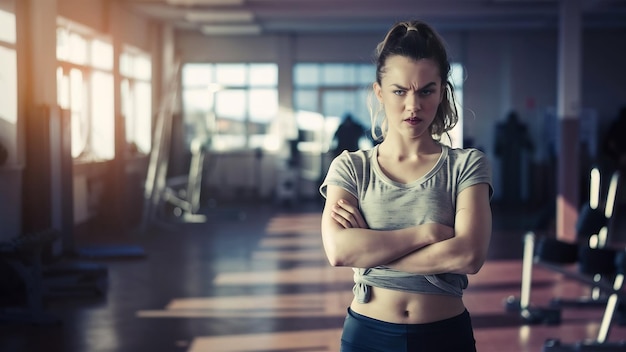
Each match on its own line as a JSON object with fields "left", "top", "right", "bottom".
{"left": 374, "top": 55, "right": 443, "bottom": 141}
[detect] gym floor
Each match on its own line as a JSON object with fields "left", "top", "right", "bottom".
{"left": 1, "top": 200, "right": 626, "bottom": 352}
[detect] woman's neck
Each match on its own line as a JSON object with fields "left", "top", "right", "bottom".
{"left": 378, "top": 136, "right": 441, "bottom": 162}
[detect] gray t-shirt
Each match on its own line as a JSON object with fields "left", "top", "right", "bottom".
{"left": 320, "top": 144, "right": 493, "bottom": 303}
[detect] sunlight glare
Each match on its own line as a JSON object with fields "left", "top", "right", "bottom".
{"left": 0, "top": 47, "right": 17, "bottom": 124}
{"left": 188, "top": 329, "right": 342, "bottom": 352}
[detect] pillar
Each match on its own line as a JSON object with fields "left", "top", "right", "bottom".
{"left": 556, "top": 0, "right": 582, "bottom": 241}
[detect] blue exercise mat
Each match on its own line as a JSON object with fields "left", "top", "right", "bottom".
{"left": 76, "top": 245, "right": 146, "bottom": 259}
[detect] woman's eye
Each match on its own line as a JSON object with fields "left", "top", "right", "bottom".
{"left": 419, "top": 89, "right": 434, "bottom": 96}
{"left": 393, "top": 90, "right": 406, "bottom": 96}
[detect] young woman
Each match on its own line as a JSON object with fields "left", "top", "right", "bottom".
{"left": 320, "top": 20, "right": 493, "bottom": 352}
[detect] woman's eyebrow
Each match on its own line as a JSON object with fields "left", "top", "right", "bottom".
{"left": 390, "top": 83, "right": 408, "bottom": 90}
{"left": 417, "top": 82, "right": 437, "bottom": 90}
{"left": 390, "top": 82, "right": 437, "bottom": 90}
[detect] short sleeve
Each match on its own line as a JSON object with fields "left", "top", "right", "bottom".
{"left": 319, "top": 151, "right": 359, "bottom": 199}
{"left": 457, "top": 149, "right": 493, "bottom": 199}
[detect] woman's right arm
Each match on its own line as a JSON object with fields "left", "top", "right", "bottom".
{"left": 321, "top": 184, "right": 453, "bottom": 268}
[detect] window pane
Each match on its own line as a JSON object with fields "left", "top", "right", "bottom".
{"left": 122, "top": 79, "right": 152, "bottom": 154}
{"left": 57, "top": 67, "right": 69, "bottom": 109}
{"left": 249, "top": 64, "right": 277, "bottom": 86}
{"left": 121, "top": 79, "right": 133, "bottom": 140}
{"left": 69, "top": 69, "right": 87, "bottom": 158}
{"left": 248, "top": 89, "right": 277, "bottom": 123}
{"left": 120, "top": 79, "right": 137, "bottom": 151}
{"left": 215, "top": 64, "right": 246, "bottom": 86}
{"left": 68, "top": 32, "right": 87, "bottom": 65}
{"left": 120, "top": 52, "right": 132, "bottom": 77}
{"left": 0, "top": 46, "right": 17, "bottom": 124}
{"left": 323, "top": 90, "right": 355, "bottom": 119}
{"left": 134, "top": 55, "right": 151, "bottom": 80}
{"left": 0, "top": 9, "right": 16, "bottom": 44}
{"left": 322, "top": 64, "right": 355, "bottom": 86}
{"left": 121, "top": 79, "right": 131, "bottom": 119}
{"left": 91, "top": 39, "right": 113, "bottom": 70}
{"left": 182, "top": 64, "right": 213, "bottom": 88}
{"left": 357, "top": 65, "right": 376, "bottom": 85}
{"left": 293, "top": 89, "right": 318, "bottom": 112}
{"left": 70, "top": 69, "right": 84, "bottom": 112}
{"left": 183, "top": 89, "right": 212, "bottom": 114}
{"left": 56, "top": 27, "right": 69, "bottom": 61}
{"left": 91, "top": 71, "right": 114, "bottom": 159}
{"left": 215, "top": 89, "right": 246, "bottom": 121}
{"left": 71, "top": 110, "right": 87, "bottom": 158}
{"left": 354, "top": 88, "right": 372, "bottom": 129}
{"left": 134, "top": 82, "right": 152, "bottom": 153}
{"left": 294, "top": 63, "right": 319, "bottom": 86}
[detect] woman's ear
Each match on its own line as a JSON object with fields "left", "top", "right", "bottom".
{"left": 373, "top": 82, "right": 383, "bottom": 104}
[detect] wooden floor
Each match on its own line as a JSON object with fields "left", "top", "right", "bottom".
{"left": 2, "top": 200, "right": 626, "bottom": 352}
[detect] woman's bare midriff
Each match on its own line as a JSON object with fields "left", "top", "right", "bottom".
{"left": 350, "top": 286, "right": 466, "bottom": 324}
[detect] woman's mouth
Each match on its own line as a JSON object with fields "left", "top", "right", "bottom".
{"left": 404, "top": 116, "right": 422, "bottom": 125}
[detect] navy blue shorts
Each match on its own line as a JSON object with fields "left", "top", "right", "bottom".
{"left": 340, "top": 307, "right": 477, "bottom": 352}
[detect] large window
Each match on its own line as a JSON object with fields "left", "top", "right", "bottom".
{"left": 56, "top": 23, "right": 153, "bottom": 160}
{"left": 181, "top": 63, "right": 278, "bottom": 151}
{"left": 57, "top": 20, "right": 115, "bottom": 160}
{"left": 120, "top": 48, "right": 152, "bottom": 155}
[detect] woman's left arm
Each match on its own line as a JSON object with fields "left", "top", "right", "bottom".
{"left": 386, "top": 183, "right": 492, "bottom": 275}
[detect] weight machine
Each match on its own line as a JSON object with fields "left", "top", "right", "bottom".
{"left": 141, "top": 62, "right": 216, "bottom": 230}
{"left": 504, "top": 167, "right": 626, "bottom": 350}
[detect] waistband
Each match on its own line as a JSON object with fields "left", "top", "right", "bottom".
{"left": 347, "top": 307, "right": 471, "bottom": 334}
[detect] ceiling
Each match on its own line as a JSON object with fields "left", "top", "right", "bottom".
{"left": 122, "top": 0, "right": 626, "bottom": 36}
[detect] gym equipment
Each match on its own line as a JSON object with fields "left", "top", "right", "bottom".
{"left": 544, "top": 339, "right": 626, "bottom": 352}
{"left": 44, "top": 105, "right": 111, "bottom": 295}
{"left": 161, "top": 136, "right": 210, "bottom": 223}
{"left": 141, "top": 62, "right": 213, "bottom": 230}
{"left": 505, "top": 167, "right": 621, "bottom": 325}
{"left": 0, "top": 229, "right": 110, "bottom": 325}
{"left": 275, "top": 139, "right": 300, "bottom": 206}
{"left": 542, "top": 249, "right": 626, "bottom": 351}
{"left": 0, "top": 230, "right": 61, "bottom": 325}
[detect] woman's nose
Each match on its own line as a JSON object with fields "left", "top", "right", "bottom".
{"left": 406, "top": 95, "right": 421, "bottom": 111}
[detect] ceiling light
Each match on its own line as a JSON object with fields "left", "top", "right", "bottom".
{"left": 201, "top": 24, "right": 261, "bottom": 35}
{"left": 186, "top": 11, "right": 254, "bottom": 23}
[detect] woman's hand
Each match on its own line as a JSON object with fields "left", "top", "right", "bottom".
{"left": 331, "top": 199, "right": 369, "bottom": 229}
